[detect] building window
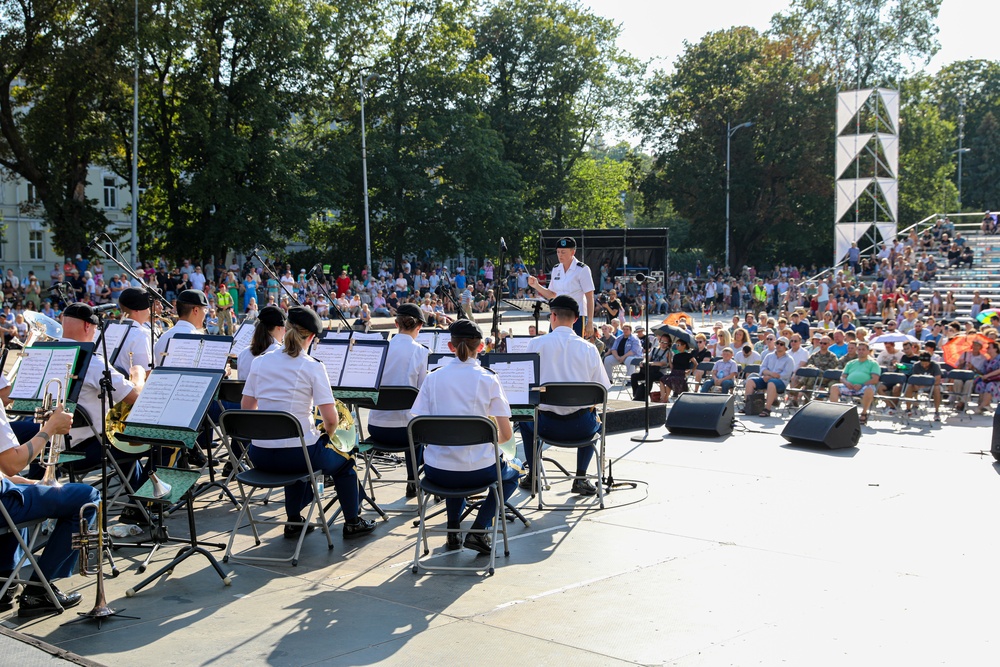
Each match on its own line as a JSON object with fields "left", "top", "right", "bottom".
{"left": 103, "top": 177, "right": 117, "bottom": 208}
{"left": 26, "top": 183, "right": 37, "bottom": 203}
{"left": 29, "top": 230, "right": 44, "bottom": 260}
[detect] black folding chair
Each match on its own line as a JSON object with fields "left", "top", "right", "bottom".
{"left": 358, "top": 386, "right": 420, "bottom": 503}
{"left": 528, "top": 382, "right": 608, "bottom": 511}
{"left": 220, "top": 411, "right": 334, "bottom": 566}
{"left": 0, "top": 500, "right": 64, "bottom": 613}
{"left": 408, "top": 416, "right": 509, "bottom": 576}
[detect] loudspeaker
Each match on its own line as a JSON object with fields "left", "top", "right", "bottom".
{"left": 665, "top": 393, "right": 735, "bottom": 437}
{"left": 781, "top": 402, "right": 860, "bottom": 449}
{"left": 991, "top": 410, "right": 1000, "bottom": 462}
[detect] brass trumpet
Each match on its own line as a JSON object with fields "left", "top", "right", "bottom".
{"left": 33, "top": 365, "right": 73, "bottom": 487}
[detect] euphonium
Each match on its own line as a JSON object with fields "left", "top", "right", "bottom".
{"left": 33, "top": 366, "right": 72, "bottom": 487}
{"left": 318, "top": 400, "right": 358, "bottom": 454}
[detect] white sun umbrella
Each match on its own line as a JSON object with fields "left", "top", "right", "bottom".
{"left": 869, "top": 332, "right": 920, "bottom": 344}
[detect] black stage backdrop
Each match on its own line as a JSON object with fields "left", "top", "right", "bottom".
{"left": 538, "top": 228, "right": 670, "bottom": 289}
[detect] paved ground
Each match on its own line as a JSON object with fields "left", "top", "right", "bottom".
{"left": 2, "top": 403, "right": 997, "bottom": 666}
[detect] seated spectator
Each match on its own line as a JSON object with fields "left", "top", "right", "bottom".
{"left": 633, "top": 334, "right": 671, "bottom": 401}
{"left": 960, "top": 246, "right": 974, "bottom": 269}
{"left": 700, "top": 347, "right": 739, "bottom": 394}
{"left": 603, "top": 324, "right": 643, "bottom": 381}
{"left": 902, "top": 352, "right": 943, "bottom": 421}
{"left": 973, "top": 341, "right": 1000, "bottom": 414}
{"left": 660, "top": 339, "right": 695, "bottom": 403}
{"left": 745, "top": 337, "right": 796, "bottom": 417}
{"left": 828, "top": 342, "right": 880, "bottom": 424}
{"left": 734, "top": 344, "right": 762, "bottom": 367}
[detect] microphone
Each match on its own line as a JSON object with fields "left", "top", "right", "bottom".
{"left": 500, "top": 237, "right": 507, "bottom": 252}
{"left": 310, "top": 264, "right": 325, "bottom": 279}
{"left": 93, "top": 303, "right": 120, "bottom": 314}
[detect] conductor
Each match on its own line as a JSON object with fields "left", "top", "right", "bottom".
{"left": 518, "top": 295, "right": 610, "bottom": 496}
{"left": 528, "top": 237, "right": 595, "bottom": 338}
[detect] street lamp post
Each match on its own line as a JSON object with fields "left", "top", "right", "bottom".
{"left": 360, "top": 73, "right": 376, "bottom": 274}
{"left": 726, "top": 121, "right": 752, "bottom": 273}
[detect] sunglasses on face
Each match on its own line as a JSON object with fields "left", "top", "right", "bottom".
{"left": 776, "top": 342, "right": 787, "bottom": 347}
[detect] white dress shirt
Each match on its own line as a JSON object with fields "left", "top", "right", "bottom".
{"left": 236, "top": 339, "right": 281, "bottom": 381}
{"left": 368, "top": 333, "right": 428, "bottom": 429}
{"left": 153, "top": 320, "right": 199, "bottom": 366}
{"left": 527, "top": 326, "right": 609, "bottom": 415}
{"left": 242, "top": 350, "right": 334, "bottom": 449}
{"left": 59, "top": 338, "right": 135, "bottom": 444}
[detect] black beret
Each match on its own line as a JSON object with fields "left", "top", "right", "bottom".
{"left": 449, "top": 318, "right": 483, "bottom": 340}
{"left": 177, "top": 289, "right": 209, "bottom": 307}
{"left": 557, "top": 237, "right": 577, "bottom": 249}
{"left": 63, "top": 302, "right": 99, "bottom": 325}
{"left": 257, "top": 305, "right": 286, "bottom": 329}
{"left": 549, "top": 294, "right": 580, "bottom": 316}
{"left": 287, "top": 306, "right": 323, "bottom": 336}
{"left": 118, "top": 287, "right": 150, "bottom": 311}
{"left": 396, "top": 303, "right": 426, "bottom": 324}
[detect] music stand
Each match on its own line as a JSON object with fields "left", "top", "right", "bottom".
{"left": 115, "top": 368, "right": 231, "bottom": 590}
{"left": 503, "top": 297, "right": 549, "bottom": 334}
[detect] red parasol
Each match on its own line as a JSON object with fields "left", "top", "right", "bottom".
{"left": 942, "top": 334, "right": 993, "bottom": 367}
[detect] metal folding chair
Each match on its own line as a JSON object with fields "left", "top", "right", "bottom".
{"left": 408, "top": 416, "right": 509, "bottom": 576}
{"left": 220, "top": 411, "right": 334, "bottom": 566}
{"left": 0, "top": 499, "right": 63, "bottom": 614}
{"left": 528, "top": 382, "right": 608, "bottom": 511}
{"left": 944, "top": 369, "right": 976, "bottom": 420}
{"left": 358, "top": 386, "right": 420, "bottom": 503}
{"left": 785, "top": 367, "right": 822, "bottom": 411}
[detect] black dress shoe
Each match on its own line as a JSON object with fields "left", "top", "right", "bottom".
{"left": 118, "top": 505, "right": 155, "bottom": 527}
{"left": 517, "top": 474, "right": 534, "bottom": 491}
{"left": 0, "top": 584, "right": 18, "bottom": 612}
{"left": 463, "top": 532, "right": 492, "bottom": 555}
{"left": 446, "top": 532, "right": 462, "bottom": 551}
{"left": 571, "top": 479, "right": 598, "bottom": 496}
{"left": 18, "top": 586, "right": 83, "bottom": 618}
{"left": 343, "top": 517, "right": 377, "bottom": 539}
{"left": 405, "top": 482, "right": 418, "bottom": 498}
{"left": 283, "top": 517, "right": 315, "bottom": 540}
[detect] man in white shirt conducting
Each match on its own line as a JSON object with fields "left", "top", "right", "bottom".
{"left": 527, "top": 237, "right": 596, "bottom": 338}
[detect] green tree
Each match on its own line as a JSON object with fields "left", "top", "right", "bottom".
{"left": 635, "top": 28, "right": 834, "bottom": 273}
{"left": 771, "top": 0, "right": 942, "bottom": 87}
{"left": 896, "top": 82, "right": 956, "bottom": 224}
{"left": 561, "top": 156, "right": 632, "bottom": 229}
{"left": 0, "top": 0, "right": 132, "bottom": 255}
{"left": 967, "top": 111, "right": 1000, "bottom": 211}
{"left": 474, "top": 0, "right": 640, "bottom": 235}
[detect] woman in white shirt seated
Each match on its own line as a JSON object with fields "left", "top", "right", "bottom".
{"left": 367, "top": 304, "right": 428, "bottom": 497}
{"left": 410, "top": 319, "right": 518, "bottom": 554}
{"left": 241, "top": 306, "right": 376, "bottom": 540}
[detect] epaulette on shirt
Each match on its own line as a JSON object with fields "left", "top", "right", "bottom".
{"left": 576, "top": 261, "right": 585, "bottom": 268}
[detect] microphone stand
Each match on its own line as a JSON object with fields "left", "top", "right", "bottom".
{"left": 626, "top": 276, "right": 656, "bottom": 447}
{"left": 491, "top": 239, "right": 506, "bottom": 340}
{"left": 249, "top": 247, "right": 300, "bottom": 307}
{"left": 311, "top": 267, "right": 353, "bottom": 331}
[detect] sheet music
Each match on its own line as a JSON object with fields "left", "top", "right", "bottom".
{"left": 434, "top": 333, "right": 452, "bottom": 354}
{"left": 324, "top": 331, "right": 351, "bottom": 341}
{"left": 126, "top": 372, "right": 214, "bottom": 429}
{"left": 99, "top": 322, "right": 131, "bottom": 362}
{"left": 162, "top": 337, "right": 201, "bottom": 368}
{"left": 428, "top": 354, "right": 455, "bottom": 371}
{"left": 196, "top": 340, "right": 232, "bottom": 370}
{"left": 9, "top": 348, "right": 52, "bottom": 399}
{"left": 415, "top": 331, "right": 436, "bottom": 350}
{"left": 488, "top": 360, "right": 534, "bottom": 406}
{"left": 230, "top": 321, "right": 255, "bottom": 356}
{"left": 46, "top": 349, "right": 79, "bottom": 400}
{"left": 505, "top": 336, "right": 532, "bottom": 354}
{"left": 339, "top": 345, "right": 385, "bottom": 389}
{"left": 352, "top": 332, "right": 386, "bottom": 341}
{"left": 311, "top": 343, "right": 348, "bottom": 385}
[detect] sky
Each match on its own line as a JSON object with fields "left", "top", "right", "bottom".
{"left": 583, "top": 0, "right": 999, "bottom": 74}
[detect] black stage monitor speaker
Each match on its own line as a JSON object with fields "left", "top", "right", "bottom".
{"left": 665, "top": 393, "right": 735, "bottom": 437}
{"left": 781, "top": 402, "right": 860, "bottom": 449}
{"left": 992, "top": 410, "right": 1000, "bottom": 461}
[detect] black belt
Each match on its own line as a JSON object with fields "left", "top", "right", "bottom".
{"left": 540, "top": 408, "right": 591, "bottom": 421}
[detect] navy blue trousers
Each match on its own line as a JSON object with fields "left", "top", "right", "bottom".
{"left": 519, "top": 409, "right": 599, "bottom": 476}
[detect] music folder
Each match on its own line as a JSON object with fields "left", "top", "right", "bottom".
{"left": 118, "top": 367, "right": 224, "bottom": 449}
{"left": 504, "top": 336, "right": 533, "bottom": 354}
{"left": 427, "top": 353, "right": 455, "bottom": 371}
{"left": 414, "top": 329, "right": 440, "bottom": 351}
{"left": 480, "top": 353, "right": 541, "bottom": 410}
{"left": 162, "top": 334, "right": 234, "bottom": 371}
{"left": 310, "top": 339, "right": 389, "bottom": 392}
{"left": 230, "top": 320, "right": 256, "bottom": 358}
{"left": 8, "top": 342, "right": 94, "bottom": 413}
{"left": 96, "top": 320, "right": 134, "bottom": 370}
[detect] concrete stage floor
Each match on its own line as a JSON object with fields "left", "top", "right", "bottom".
{"left": 2, "top": 406, "right": 998, "bottom": 666}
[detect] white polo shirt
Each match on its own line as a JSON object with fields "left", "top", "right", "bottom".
{"left": 368, "top": 333, "right": 428, "bottom": 429}
{"left": 236, "top": 339, "right": 281, "bottom": 381}
{"left": 59, "top": 338, "right": 135, "bottom": 444}
{"left": 116, "top": 318, "right": 152, "bottom": 374}
{"left": 546, "top": 260, "right": 595, "bottom": 314}
{"left": 526, "top": 326, "right": 609, "bottom": 416}
{"left": 0, "top": 404, "right": 21, "bottom": 455}
{"left": 242, "top": 350, "right": 334, "bottom": 449}
{"left": 153, "top": 319, "right": 199, "bottom": 366}
{"left": 410, "top": 357, "right": 510, "bottom": 471}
